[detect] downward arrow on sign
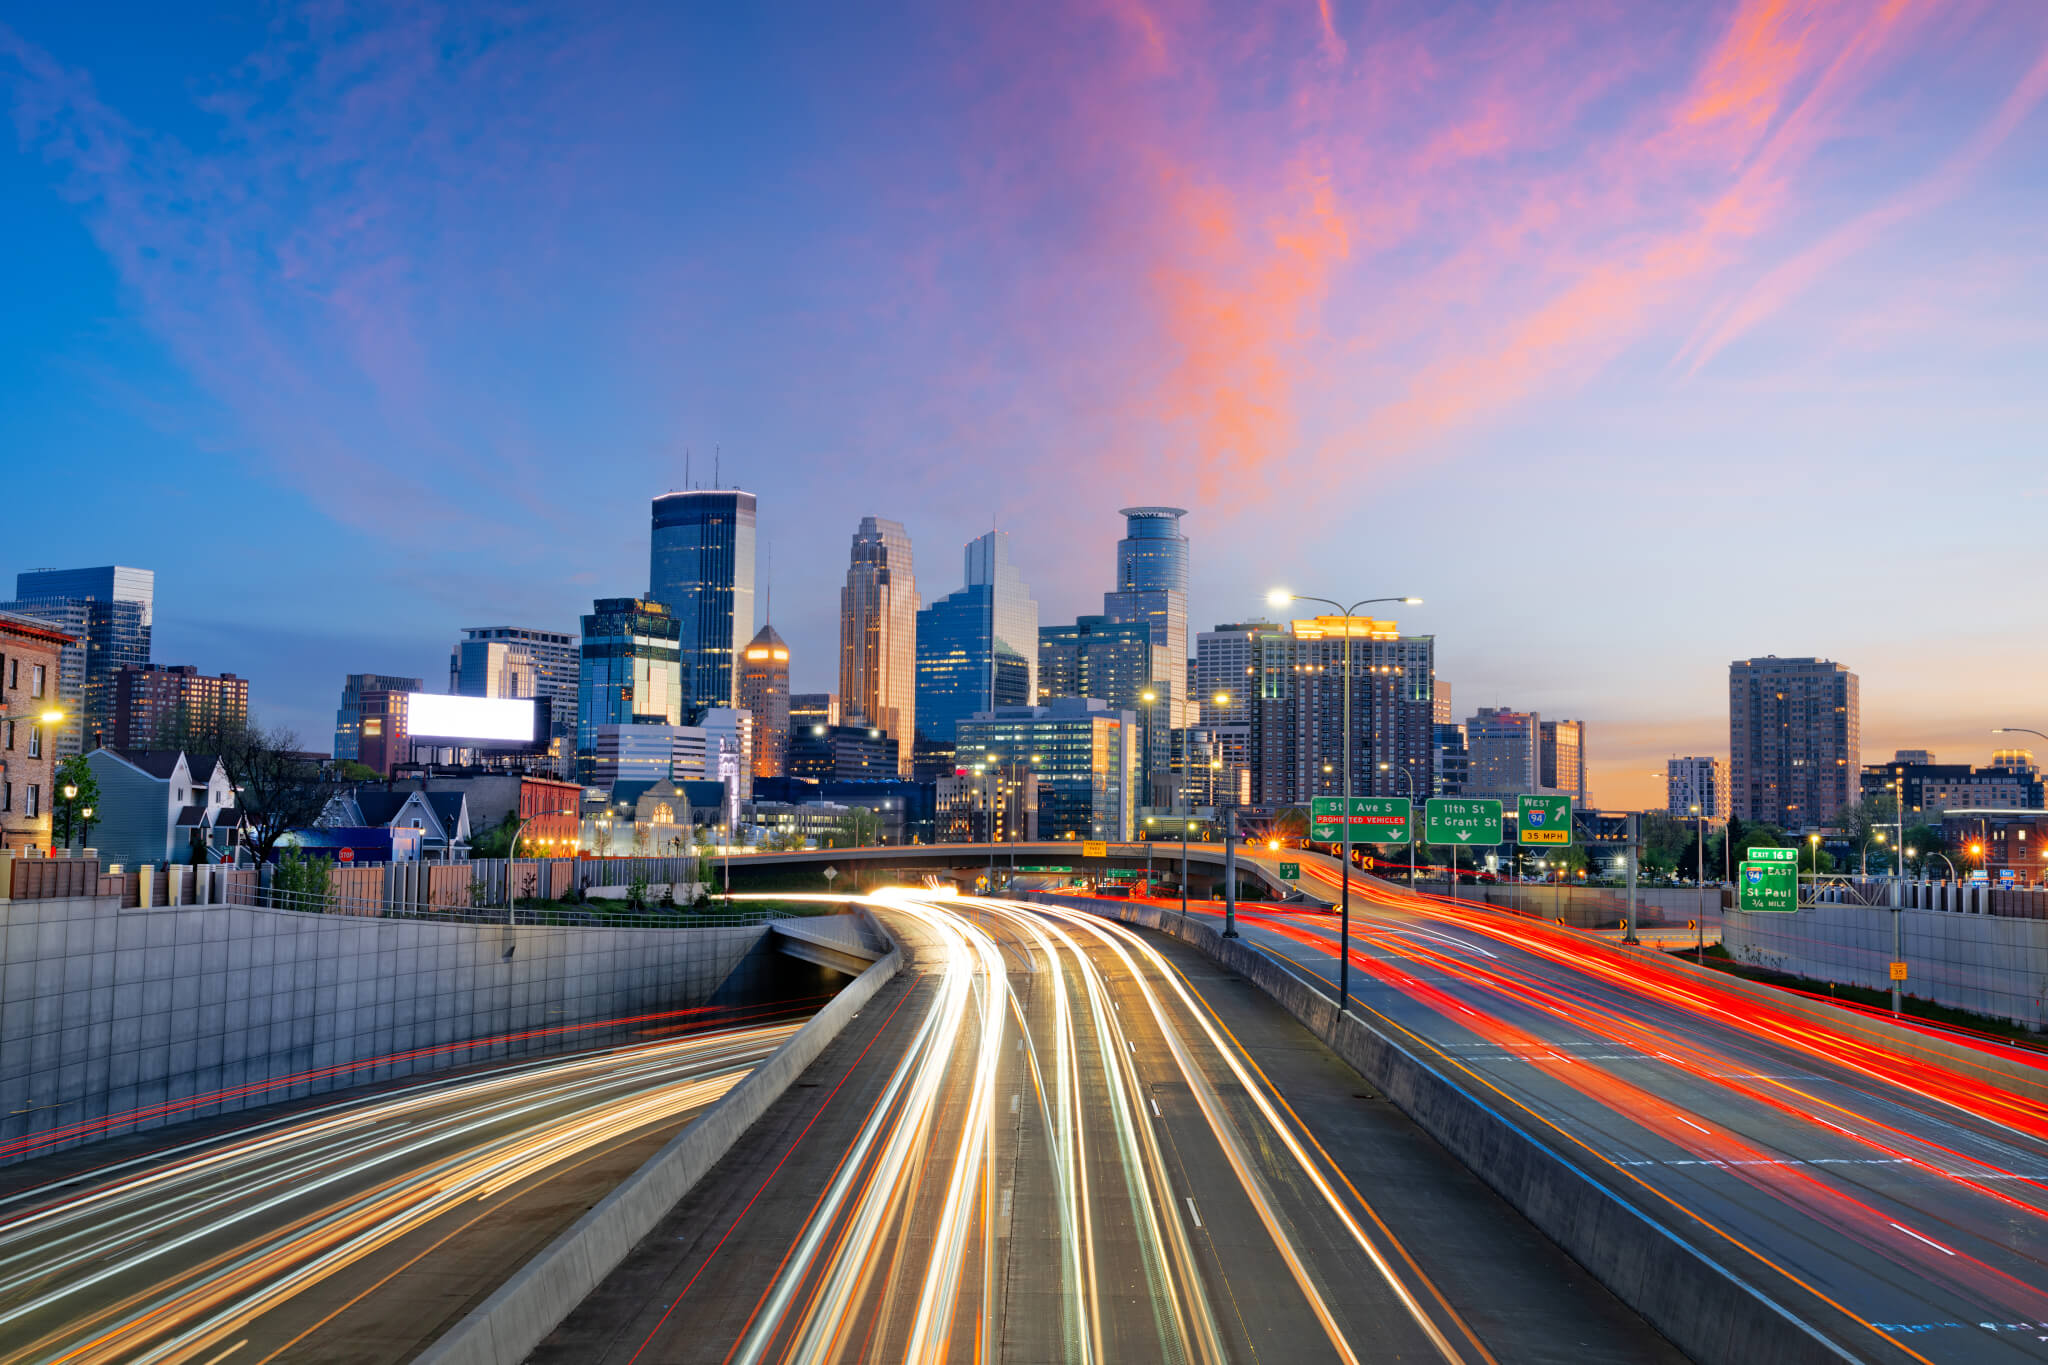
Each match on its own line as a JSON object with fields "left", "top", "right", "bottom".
{"left": 1457, "top": 832, "right": 1472, "bottom": 841}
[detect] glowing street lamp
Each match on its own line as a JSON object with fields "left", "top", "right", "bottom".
{"left": 1266, "top": 588, "right": 1422, "bottom": 1004}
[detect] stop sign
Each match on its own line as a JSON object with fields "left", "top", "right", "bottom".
{"left": 339, "top": 848, "right": 354, "bottom": 863}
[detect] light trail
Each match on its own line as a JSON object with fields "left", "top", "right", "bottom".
{"left": 0, "top": 1020, "right": 799, "bottom": 1365}
{"left": 1175, "top": 854, "right": 2048, "bottom": 1363}
{"left": 661, "top": 889, "right": 1477, "bottom": 1365}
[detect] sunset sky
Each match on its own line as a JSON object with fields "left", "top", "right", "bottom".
{"left": 4, "top": 2, "right": 2045, "bottom": 808}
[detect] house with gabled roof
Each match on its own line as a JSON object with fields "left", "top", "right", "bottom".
{"left": 320, "top": 787, "right": 471, "bottom": 859}
{"left": 81, "top": 747, "right": 238, "bottom": 868}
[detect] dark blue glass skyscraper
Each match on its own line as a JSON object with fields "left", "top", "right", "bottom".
{"left": 915, "top": 530, "right": 1038, "bottom": 743}
{"left": 3, "top": 565, "right": 153, "bottom": 756}
{"left": 649, "top": 490, "right": 756, "bottom": 708}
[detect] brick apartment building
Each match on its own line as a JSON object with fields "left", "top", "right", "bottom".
{"left": 1, "top": 612, "right": 76, "bottom": 850}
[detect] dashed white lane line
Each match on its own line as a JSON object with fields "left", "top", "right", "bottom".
{"left": 1890, "top": 1222, "right": 1956, "bottom": 1256}
{"left": 1186, "top": 1197, "right": 1202, "bottom": 1229}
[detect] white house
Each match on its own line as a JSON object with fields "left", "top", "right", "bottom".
{"left": 82, "top": 748, "right": 238, "bottom": 869}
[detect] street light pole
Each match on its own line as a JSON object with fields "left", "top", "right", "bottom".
{"left": 1269, "top": 589, "right": 1422, "bottom": 1012}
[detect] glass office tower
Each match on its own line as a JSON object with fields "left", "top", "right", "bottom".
{"left": 4, "top": 566, "right": 154, "bottom": 757}
{"left": 649, "top": 490, "right": 757, "bottom": 708}
{"left": 577, "top": 598, "right": 683, "bottom": 779}
{"left": 916, "top": 530, "right": 1038, "bottom": 744}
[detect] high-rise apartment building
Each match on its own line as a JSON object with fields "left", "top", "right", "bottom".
{"left": 957, "top": 698, "right": 1137, "bottom": 841}
{"left": 738, "top": 623, "right": 790, "bottom": 779}
{"left": 1194, "top": 622, "right": 1271, "bottom": 726}
{"left": 1540, "top": 719, "right": 1587, "bottom": 805}
{"left": 3, "top": 566, "right": 153, "bottom": 757}
{"left": 1667, "top": 756, "right": 1731, "bottom": 823}
{"left": 1729, "top": 656, "right": 1860, "bottom": 829}
{"left": 1465, "top": 708, "right": 1541, "bottom": 799}
{"left": 1434, "top": 722, "right": 1469, "bottom": 796}
{"left": 838, "top": 516, "right": 917, "bottom": 776}
{"left": 1242, "top": 616, "right": 1436, "bottom": 807}
{"left": 916, "top": 530, "right": 1039, "bottom": 744}
{"left": 577, "top": 598, "right": 683, "bottom": 779}
{"left": 1433, "top": 680, "right": 1453, "bottom": 726}
{"left": 334, "top": 674, "right": 424, "bottom": 762}
{"left": 111, "top": 665, "right": 249, "bottom": 750}
{"left": 649, "top": 489, "right": 757, "bottom": 708}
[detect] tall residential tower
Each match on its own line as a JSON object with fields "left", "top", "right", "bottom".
{"left": 1729, "top": 656, "right": 1860, "bottom": 829}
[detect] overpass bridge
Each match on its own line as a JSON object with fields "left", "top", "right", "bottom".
{"left": 719, "top": 839, "right": 1333, "bottom": 905}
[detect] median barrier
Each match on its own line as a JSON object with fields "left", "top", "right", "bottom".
{"left": 1025, "top": 893, "right": 1858, "bottom": 1365}
{"left": 416, "top": 909, "right": 905, "bottom": 1365}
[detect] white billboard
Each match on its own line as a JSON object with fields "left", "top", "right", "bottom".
{"left": 405, "top": 692, "right": 537, "bottom": 744}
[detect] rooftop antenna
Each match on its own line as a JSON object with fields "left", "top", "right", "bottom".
{"left": 685, "top": 447, "right": 692, "bottom": 491}
{"left": 715, "top": 445, "right": 721, "bottom": 488}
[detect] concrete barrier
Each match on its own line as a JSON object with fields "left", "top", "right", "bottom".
{"left": 415, "top": 914, "right": 905, "bottom": 1365}
{"left": 0, "top": 895, "right": 777, "bottom": 1164}
{"left": 1028, "top": 894, "right": 1859, "bottom": 1365}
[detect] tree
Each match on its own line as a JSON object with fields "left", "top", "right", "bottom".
{"left": 219, "top": 718, "right": 348, "bottom": 866}
{"left": 469, "top": 811, "right": 519, "bottom": 859}
{"left": 52, "top": 753, "right": 100, "bottom": 849}
{"left": 824, "top": 806, "right": 882, "bottom": 849}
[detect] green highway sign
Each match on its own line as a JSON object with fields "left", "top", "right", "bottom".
{"left": 1517, "top": 795, "right": 1573, "bottom": 846}
{"left": 1309, "top": 796, "right": 1412, "bottom": 843}
{"left": 1424, "top": 798, "right": 1504, "bottom": 846}
{"left": 1747, "top": 846, "right": 1799, "bottom": 864}
{"left": 1277, "top": 862, "right": 1301, "bottom": 881}
{"left": 1738, "top": 860, "right": 1798, "bottom": 912}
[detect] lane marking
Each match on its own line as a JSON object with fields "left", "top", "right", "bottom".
{"left": 1185, "top": 1197, "right": 1202, "bottom": 1229}
{"left": 1009, "top": 1093, "right": 1019, "bottom": 1115}
{"left": 1889, "top": 1223, "right": 1956, "bottom": 1256}
{"left": 1150, "top": 1098, "right": 1162, "bottom": 1118}
{"left": 1674, "top": 1116, "right": 1711, "bottom": 1136}
{"left": 199, "top": 1343, "right": 247, "bottom": 1365}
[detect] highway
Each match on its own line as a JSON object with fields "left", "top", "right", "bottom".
{"left": 539, "top": 889, "right": 1680, "bottom": 1364}
{"left": 0, "top": 1011, "right": 803, "bottom": 1365}
{"left": 1173, "top": 850, "right": 2048, "bottom": 1364}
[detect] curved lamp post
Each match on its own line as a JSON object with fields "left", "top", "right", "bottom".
{"left": 1266, "top": 590, "right": 1422, "bottom": 1012}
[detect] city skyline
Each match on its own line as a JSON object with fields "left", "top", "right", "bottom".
{"left": 3, "top": 5, "right": 2045, "bottom": 809}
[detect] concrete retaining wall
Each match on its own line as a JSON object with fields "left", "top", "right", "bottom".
{"left": 416, "top": 921, "right": 905, "bottom": 1365}
{"left": 1723, "top": 901, "right": 2048, "bottom": 1031}
{"left": 0, "top": 895, "right": 770, "bottom": 1164}
{"left": 1413, "top": 880, "right": 1723, "bottom": 930}
{"left": 1030, "top": 893, "right": 1857, "bottom": 1365}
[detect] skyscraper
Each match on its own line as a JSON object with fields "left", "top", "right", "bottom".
{"left": 957, "top": 698, "right": 1138, "bottom": 841}
{"left": 1729, "top": 656, "right": 1861, "bottom": 828}
{"left": 3, "top": 566, "right": 153, "bottom": 757}
{"left": 838, "top": 516, "right": 917, "bottom": 776}
{"left": 738, "top": 622, "right": 790, "bottom": 778}
{"left": 915, "top": 529, "right": 1039, "bottom": 743}
{"left": 335, "top": 674, "right": 424, "bottom": 762}
{"left": 577, "top": 598, "right": 683, "bottom": 778}
{"left": 649, "top": 489, "right": 757, "bottom": 708}
{"left": 1102, "top": 507, "right": 1190, "bottom": 731}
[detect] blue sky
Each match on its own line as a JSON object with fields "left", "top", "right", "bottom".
{"left": 4, "top": 1, "right": 2045, "bottom": 807}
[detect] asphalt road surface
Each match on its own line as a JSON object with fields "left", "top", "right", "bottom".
{"left": 1183, "top": 848, "right": 2048, "bottom": 1364}
{"left": 0, "top": 1009, "right": 803, "bottom": 1364}
{"left": 537, "top": 889, "right": 1681, "bottom": 1364}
